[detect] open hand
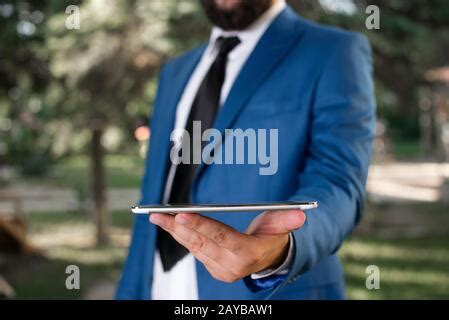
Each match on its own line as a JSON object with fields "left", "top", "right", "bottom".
{"left": 149, "top": 209, "right": 306, "bottom": 283}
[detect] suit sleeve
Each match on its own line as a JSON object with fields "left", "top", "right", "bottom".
{"left": 285, "top": 33, "right": 376, "bottom": 281}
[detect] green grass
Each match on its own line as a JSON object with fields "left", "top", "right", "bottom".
{"left": 1, "top": 250, "right": 124, "bottom": 299}
{"left": 25, "top": 210, "right": 134, "bottom": 232}
{"left": 0, "top": 210, "right": 134, "bottom": 299}
{"left": 341, "top": 234, "right": 449, "bottom": 299}
{"left": 22, "top": 154, "right": 144, "bottom": 200}
{"left": 2, "top": 154, "right": 141, "bottom": 298}
{"left": 340, "top": 202, "right": 449, "bottom": 299}
{"left": 57, "top": 154, "right": 144, "bottom": 189}
{"left": 2, "top": 203, "right": 449, "bottom": 299}
{"left": 392, "top": 138, "right": 421, "bottom": 160}
{"left": 21, "top": 155, "right": 144, "bottom": 201}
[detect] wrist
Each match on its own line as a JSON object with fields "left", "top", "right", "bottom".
{"left": 259, "top": 233, "right": 290, "bottom": 272}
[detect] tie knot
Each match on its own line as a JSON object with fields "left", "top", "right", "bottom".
{"left": 216, "top": 36, "right": 241, "bottom": 57}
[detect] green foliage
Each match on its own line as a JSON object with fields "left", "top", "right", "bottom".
{"left": 290, "top": 0, "right": 449, "bottom": 140}
{"left": 1, "top": 1, "right": 449, "bottom": 174}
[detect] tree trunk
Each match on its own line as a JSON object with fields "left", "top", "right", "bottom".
{"left": 91, "top": 127, "right": 109, "bottom": 245}
{"left": 419, "top": 87, "right": 434, "bottom": 158}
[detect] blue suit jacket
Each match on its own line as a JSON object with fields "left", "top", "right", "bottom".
{"left": 116, "top": 6, "right": 376, "bottom": 300}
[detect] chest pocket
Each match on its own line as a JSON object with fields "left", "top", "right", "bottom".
{"left": 237, "top": 96, "right": 309, "bottom": 123}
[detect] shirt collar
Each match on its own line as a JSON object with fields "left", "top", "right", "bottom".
{"left": 207, "top": 0, "right": 286, "bottom": 60}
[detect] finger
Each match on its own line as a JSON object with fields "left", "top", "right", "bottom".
{"left": 149, "top": 213, "right": 175, "bottom": 229}
{"left": 170, "top": 233, "right": 233, "bottom": 281}
{"left": 171, "top": 223, "right": 225, "bottom": 262}
{"left": 152, "top": 213, "right": 261, "bottom": 281}
{"left": 162, "top": 223, "right": 239, "bottom": 281}
{"left": 246, "top": 210, "right": 306, "bottom": 235}
{"left": 151, "top": 213, "right": 234, "bottom": 265}
{"left": 174, "top": 213, "right": 247, "bottom": 251}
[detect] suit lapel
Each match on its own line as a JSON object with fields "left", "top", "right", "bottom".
{"left": 193, "top": 7, "right": 306, "bottom": 187}
{"left": 215, "top": 8, "right": 303, "bottom": 133}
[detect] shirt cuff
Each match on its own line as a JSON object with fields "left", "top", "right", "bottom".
{"left": 250, "top": 233, "right": 294, "bottom": 280}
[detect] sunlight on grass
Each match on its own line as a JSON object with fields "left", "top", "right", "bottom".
{"left": 1, "top": 210, "right": 133, "bottom": 299}
{"left": 345, "top": 262, "right": 449, "bottom": 287}
{"left": 341, "top": 240, "right": 449, "bottom": 263}
{"left": 46, "top": 246, "right": 126, "bottom": 266}
{"left": 29, "top": 211, "right": 131, "bottom": 265}
{"left": 23, "top": 154, "right": 144, "bottom": 195}
{"left": 3, "top": 204, "right": 448, "bottom": 299}
{"left": 341, "top": 235, "right": 449, "bottom": 299}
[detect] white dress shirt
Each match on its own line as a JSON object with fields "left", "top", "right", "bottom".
{"left": 152, "top": 0, "right": 288, "bottom": 300}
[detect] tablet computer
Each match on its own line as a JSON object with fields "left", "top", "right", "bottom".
{"left": 131, "top": 201, "right": 318, "bottom": 214}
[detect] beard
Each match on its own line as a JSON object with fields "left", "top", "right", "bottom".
{"left": 200, "top": 0, "right": 274, "bottom": 31}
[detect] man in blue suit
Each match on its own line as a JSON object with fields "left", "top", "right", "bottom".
{"left": 117, "top": 0, "right": 375, "bottom": 300}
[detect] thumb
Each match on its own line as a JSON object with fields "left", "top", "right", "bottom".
{"left": 246, "top": 210, "right": 306, "bottom": 235}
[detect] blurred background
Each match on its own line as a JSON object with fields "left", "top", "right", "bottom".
{"left": 0, "top": 0, "right": 448, "bottom": 299}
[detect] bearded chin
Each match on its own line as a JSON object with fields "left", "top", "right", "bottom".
{"left": 200, "top": 0, "right": 274, "bottom": 31}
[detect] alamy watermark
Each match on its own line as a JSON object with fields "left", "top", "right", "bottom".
{"left": 65, "top": 5, "right": 80, "bottom": 30}
{"left": 365, "top": 5, "right": 380, "bottom": 30}
{"left": 65, "top": 264, "right": 80, "bottom": 290}
{"left": 365, "top": 265, "right": 381, "bottom": 290}
{"left": 170, "top": 121, "right": 278, "bottom": 176}
{"left": 62, "top": 3, "right": 381, "bottom": 32}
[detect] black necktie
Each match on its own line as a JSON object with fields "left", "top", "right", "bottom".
{"left": 157, "top": 36, "right": 241, "bottom": 271}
